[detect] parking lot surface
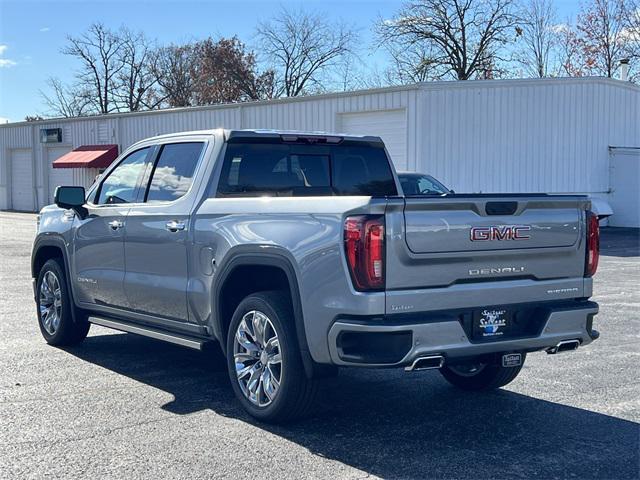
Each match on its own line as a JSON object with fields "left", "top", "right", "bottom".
{"left": 1, "top": 211, "right": 638, "bottom": 479}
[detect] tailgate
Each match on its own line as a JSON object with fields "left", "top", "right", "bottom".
{"left": 385, "top": 195, "right": 589, "bottom": 294}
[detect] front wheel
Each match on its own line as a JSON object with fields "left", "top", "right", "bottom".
{"left": 226, "top": 291, "right": 317, "bottom": 423}
{"left": 36, "top": 258, "right": 90, "bottom": 346}
{"left": 439, "top": 354, "right": 526, "bottom": 391}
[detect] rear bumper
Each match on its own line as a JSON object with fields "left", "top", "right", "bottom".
{"left": 327, "top": 301, "right": 599, "bottom": 367}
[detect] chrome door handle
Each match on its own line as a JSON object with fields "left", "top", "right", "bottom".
{"left": 165, "top": 220, "right": 186, "bottom": 232}
{"left": 108, "top": 220, "right": 124, "bottom": 230}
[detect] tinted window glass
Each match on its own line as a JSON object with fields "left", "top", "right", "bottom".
{"left": 217, "top": 142, "right": 396, "bottom": 197}
{"left": 331, "top": 146, "right": 397, "bottom": 196}
{"left": 96, "top": 147, "right": 151, "bottom": 205}
{"left": 399, "top": 174, "right": 448, "bottom": 196}
{"left": 145, "top": 142, "right": 204, "bottom": 202}
{"left": 418, "top": 175, "right": 448, "bottom": 194}
{"left": 218, "top": 144, "right": 331, "bottom": 196}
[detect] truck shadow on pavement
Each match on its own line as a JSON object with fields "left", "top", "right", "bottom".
{"left": 65, "top": 332, "right": 639, "bottom": 479}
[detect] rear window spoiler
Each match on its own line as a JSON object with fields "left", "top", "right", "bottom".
{"left": 226, "top": 129, "right": 385, "bottom": 148}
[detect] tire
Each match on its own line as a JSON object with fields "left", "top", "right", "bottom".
{"left": 226, "top": 291, "right": 317, "bottom": 423}
{"left": 440, "top": 353, "right": 526, "bottom": 391}
{"left": 36, "top": 258, "right": 90, "bottom": 346}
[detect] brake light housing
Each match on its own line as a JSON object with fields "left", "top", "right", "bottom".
{"left": 344, "top": 215, "right": 385, "bottom": 291}
{"left": 585, "top": 210, "right": 599, "bottom": 277}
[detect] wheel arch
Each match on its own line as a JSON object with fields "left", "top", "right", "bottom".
{"left": 213, "top": 246, "right": 316, "bottom": 378}
{"left": 32, "top": 235, "right": 71, "bottom": 278}
{"left": 32, "top": 236, "right": 81, "bottom": 320}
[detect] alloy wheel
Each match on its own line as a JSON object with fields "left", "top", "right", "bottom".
{"left": 233, "top": 310, "right": 283, "bottom": 407}
{"left": 39, "top": 271, "right": 62, "bottom": 335}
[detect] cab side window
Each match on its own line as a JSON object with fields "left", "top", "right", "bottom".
{"left": 144, "top": 142, "right": 204, "bottom": 203}
{"left": 96, "top": 147, "right": 151, "bottom": 205}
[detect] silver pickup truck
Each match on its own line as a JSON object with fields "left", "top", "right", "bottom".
{"left": 32, "top": 129, "right": 600, "bottom": 422}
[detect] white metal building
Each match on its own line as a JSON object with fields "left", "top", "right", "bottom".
{"left": 1, "top": 77, "right": 638, "bottom": 226}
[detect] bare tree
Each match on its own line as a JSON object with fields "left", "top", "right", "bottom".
{"left": 256, "top": 8, "right": 357, "bottom": 96}
{"left": 113, "top": 28, "right": 159, "bottom": 111}
{"left": 384, "top": 42, "right": 439, "bottom": 83}
{"left": 356, "top": 63, "right": 392, "bottom": 89}
{"left": 377, "top": 0, "right": 519, "bottom": 81}
{"left": 557, "top": 22, "right": 587, "bottom": 76}
{"left": 334, "top": 54, "right": 372, "bottom": 91}
{"left": 62, "top": 23, "right": 125, "bottom": 113}
{"left": 40, "top": 78, "right": 92, "bottom": 117}
{"left": 575, "top": 0, "right": 629, "bottom": 77}
{"left": 516, "top": 0, "right": 560, "bottom": 77}
{"left": 622, "top": 0, "right": 640, "bottom": 79}
{"left": 150, "top": 44, "right": 197, "bottom": 107}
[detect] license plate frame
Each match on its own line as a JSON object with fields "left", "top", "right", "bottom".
{"left": 472, "top": 307, "right": 514, "bottom": 339}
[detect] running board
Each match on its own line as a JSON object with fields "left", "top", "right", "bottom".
{"left": 88, "top": 316, "right": 208, "bottom": 350}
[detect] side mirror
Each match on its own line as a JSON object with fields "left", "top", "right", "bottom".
{"left": 54, "top": 186, "right": 87, "bottom": 219}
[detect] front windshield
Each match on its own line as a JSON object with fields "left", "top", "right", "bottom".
{"left": 399, "top": 174, "right": 449, "bottom": 195}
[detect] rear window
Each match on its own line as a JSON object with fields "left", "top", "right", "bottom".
{"left": 216, "top": 142, "right": 397, "bottom": 197}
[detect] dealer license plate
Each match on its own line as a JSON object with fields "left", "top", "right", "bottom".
{"left": 472, "top": 307, "right": 513, "bottom": 339}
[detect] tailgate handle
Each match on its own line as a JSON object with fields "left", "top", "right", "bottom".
{"left": 485, "top": 201, "right": 518, "bottom": 216}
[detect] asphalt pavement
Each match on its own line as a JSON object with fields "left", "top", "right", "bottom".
{"left": 1, "top": 211, "right": 638, "bottom": 479}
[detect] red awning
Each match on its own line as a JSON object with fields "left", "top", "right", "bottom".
{"left": 52, "top": 144, "right": 119, "bottom": 169}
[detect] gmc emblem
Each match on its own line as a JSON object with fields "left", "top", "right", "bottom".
{"left": 470, "top": 225, "right": 531, "bottom": 241}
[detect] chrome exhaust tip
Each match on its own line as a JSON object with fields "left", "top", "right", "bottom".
{"left": 546, "top": 339, "right": 580, "bottom": 354}
{"left": 405, "top": 355, "right": 445, "bottom": 372}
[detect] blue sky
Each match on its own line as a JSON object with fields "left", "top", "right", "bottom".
{"left": 0, "top": 0, "right": 582, "bottom": 123}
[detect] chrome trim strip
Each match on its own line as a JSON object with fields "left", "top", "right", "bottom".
{"left": 404, "top": 355, "right": 445, "bottom": 372}
{"left": 88, "top": 316, "right": 205, "bottom": 350}
{"left": 546, "top": 339, "right": 580, "bottom": 354}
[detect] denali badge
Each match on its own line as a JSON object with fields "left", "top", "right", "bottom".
{"left": 469, "top": 266, "right": 525, "bottom": 276}
{"left": 77, "top": 276, "right": 97, "bottom": 284}
{"left": 470, "top": 225, "right": 531, "bottom": 241}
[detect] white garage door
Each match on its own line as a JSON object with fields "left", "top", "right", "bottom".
{"left": 10, "top": 149, "right": 34, "bottom": 211}
{"left": 609, "top": 148, "right": 640, "bottom": 227}
{"left": 47, "top": 146, "right": 73, "bottom": 203}
{"left": 339, "top": 110, "right": 407, "bottom": 170}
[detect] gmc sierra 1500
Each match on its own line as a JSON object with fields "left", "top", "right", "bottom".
{"left": 32, "top": 129, "right": 599, "bottom": 422}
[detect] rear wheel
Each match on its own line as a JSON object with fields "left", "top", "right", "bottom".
{"left": 440, "top": 354, "right": 526, "bottom": 391}
{"left": 36, "top": 258, "right": 90, "bottom": 346}
{"left": 226, "top": 291, "right": 316, "bottom": 423}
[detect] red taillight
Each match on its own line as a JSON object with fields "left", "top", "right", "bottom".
{"left": 585, "top": 211, "right": 600, "bottom": 277}
{"left": 344, "top": 215, "right": 385, "bottom": 291}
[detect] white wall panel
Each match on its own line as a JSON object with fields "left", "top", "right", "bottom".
{"left": 417, "top": 79, "right": 639, "bottom": 196}
{"left": 338, "top": 109, "right": 408, "bottom": 169}
{"left": 1, "top": 78, "right": 638, "bottom": 221}
{"left": 10, "top": 149, "right": 33, "bottom": 211}
{"left": 46, "top": 146, "right": 73, "bottom": 203}
{"left": 609, "top": 148, "right": 640, "bottom": 227}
